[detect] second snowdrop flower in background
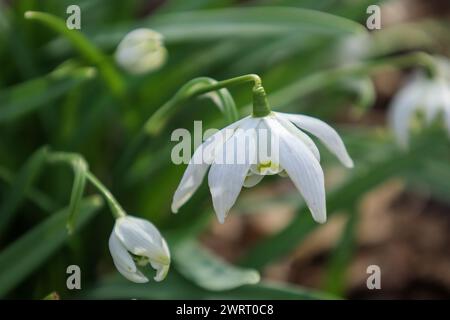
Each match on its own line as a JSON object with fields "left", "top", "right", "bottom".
{"left": 172, "top": 107, "right": 353, "bottom": 224}
{"left": 109, "top": 215, "right": 170, "bottom": 283}
{"left": 389, "top": 57, "right": 450, "bottom": 148}
{"left": 115, "top": 28, "right": 167, "bottom": 75}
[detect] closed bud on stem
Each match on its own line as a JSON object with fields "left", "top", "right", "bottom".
{"left": 109, "top": 215, "right": 170, "bottom": 283}
{"left": 115, "top": 28, "right": 167, "bottom": 75}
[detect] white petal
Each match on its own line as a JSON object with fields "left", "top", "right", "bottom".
{"left": 243, "top": 173, "right": 264, "bottom": 188}
{"left": 150, "top": 238, "right": 170, "bottom": 281}
{"left": 114, "top": 216, "right": 170, "bottom": 265}
{"left": 150, "top": 261, "right": 170, "bottom": 282}
{"left": 274, "top": 113, "right": 321, "bottom": 162}
{"left": 109, "top": 232, "right": 149, "bottom": 283}
{"left": 171, "top": 117, "right": 249, "bottom": 213}
{"left": 114, "top": 260, "right": 149, "bottom": 283}
{"left": 423, "top": 80, "right": 444, "bottom": 124}
{"left": 265, "top": 117, "right": 326, "bottom": 223}
{"left": 277, "top": 112, "right": 353, "bottom": 168}
{"left": 443, "top": 85, "right": 450, "bottom": 137}
{"left": 388, "top": 75, "right": 425, "bottom": 148}
{"left": 109, "top": 232, "right": 137, "bottom": 273}
{"left": 208, "top": 118, "right": 259, "bottom": 223}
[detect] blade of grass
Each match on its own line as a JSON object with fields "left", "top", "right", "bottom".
{"left": 322, "top": 209, "right": 359, "bottom": 297}
{"left": 0, "top": 165, "right": 57, "bottom": 213}
{"left": 0, "top": 195, "right": 103, "bottom": 298}
{"left": 24, "top": 11, "right": 125, "bottom": 99}
{"left": 0, "top": 146, "right": 49, "bottom": 234}
{"left": 0, "top": 66, "right": 96, "bottom": 123}
{"left": 172, "top": 239, "right": 260, "bottom": 291}
{"left": 84, "top": 269, "right": 333, "bottom": 300}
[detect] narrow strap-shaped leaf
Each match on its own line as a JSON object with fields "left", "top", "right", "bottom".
{"left": 66, "top": 157, "right": 88, "bottom": 234}
{"left": 0, "top": 196, "right": 103, "bottom": 298}
{"left": 83, "top": 269, "right": 332, "bottom": 299}
{"left": 0, "top": 66, "right": 96, "bottom": 123}
{"left": 66, "top": 7, "right": 365, "bottom": 51}
{"left": 24, "top": 11, "right": 125, "bottom": 99}
{"left": 144, "top": 76, "right": 239, "bottom": 136}
{"left": 198, "top": 77, "right": 239, "bottom": 123}
{"left": 173, "top": 239, "right": 260, "bottom": 291}
{"left": 323, "top": 209, "right": 359, "bottom": 296}
{"left": 0, "top": 165, "right": 57, "bottom": 213}
{"left": 0, "top": 146, "right": 49, "bottom": 234}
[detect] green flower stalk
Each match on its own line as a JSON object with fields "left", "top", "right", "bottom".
{"left": 46, "top": 151, "right": 170, "bottom": 283}
{"left": 24, "top": 11, "right": 126, "bottom": 99}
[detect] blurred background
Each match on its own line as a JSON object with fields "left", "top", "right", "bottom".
{"left": 0, "top": 0, "right": 449, "bottom": 300}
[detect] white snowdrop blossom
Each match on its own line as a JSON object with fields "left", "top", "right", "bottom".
{"left": 109, "top": 215, "right": 170, "bottom": 283}
{"left": 115, "top": 28, "right": 167, "bottom": 74}
{"left": 171, "top": 112, "right": 353, "bottom": 224}
{"left": 389, "top": 59, "right": 450, "bottom": 148}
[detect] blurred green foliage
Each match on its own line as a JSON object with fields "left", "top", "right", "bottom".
{"left": 0, "top": 0, "right": 449, "bottom": 299}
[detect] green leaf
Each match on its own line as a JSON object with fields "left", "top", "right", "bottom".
{"left": 173, "top": 239, "right": 260, "bottom": 291}
{"left": 144, "top": 76, "right": 238, "bottom": 136}
{"left": 323, "top": 209, "right": 359, "bottom": 296}
{"left": 0, "top": 146, "right": 48, "bottom": 234}
{"left": 66, "top": 157, "right": 88, "bottom": 234}
{"left": 198, "top": 77, "right": 238, "bottom": 123}
{"left": 0, "top": 165, "right": 57, "bottom": 213}
{"left": 24, "top": 11, "right": 125, "bottom": 98}
{"left": 47, "top": 7, "right": 365, "bottom": 56}
{"left": 0, "top": 196, "right": 103, "bottom": 298}
{"left": 84, "top": 270, "right": 333, "bottom": 300}
{"left": 0, "top": 66, "right": 96, "bottom": 123}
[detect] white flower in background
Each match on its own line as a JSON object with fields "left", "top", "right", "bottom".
{"left": 115, "top": 28, "right": 167, "bottom": 75}
{"left": 109, "top": 215, "right": 170, "bottom": 283}
{"left": 171, "top": 112, "right": 353, "bottom": 224}
{"left": 389, "top": 58, "right": 450, "bottom": 148}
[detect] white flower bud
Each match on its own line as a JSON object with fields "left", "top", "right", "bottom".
{"left": 115, "top": 28, "right": 167, "bottom": 75}
{"left": 109, "top": 215, "right": 170, "bottom": 283}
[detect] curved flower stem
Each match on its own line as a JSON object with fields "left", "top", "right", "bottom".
{"left": 144, "top": 73, "right": 265, "bottom": 135}
{"left": 24, "top": 11, "right": 126, "bottom": 100}
{"left": 47, "top": 152, "right": 126, "bottom": 221}
{"left": 116, "top": 74, "right": 268, "bottom": 176}
{"left": 84, "top": 171, "right": 126, "bottom": 219}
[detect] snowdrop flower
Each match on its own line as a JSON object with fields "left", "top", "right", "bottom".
{"left": 389, "top": 58, "right": 450, "bottom": 148}
{"left": 115, "top": 28, "right": 167, "bottom": 74}
{"left": 171, "top": 111, "right": 353, "bottom": 224}
{"left": 109, "top": 215, "right": 170, "bottom": 283}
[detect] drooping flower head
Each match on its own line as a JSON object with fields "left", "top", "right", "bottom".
{"left": 171, "top": 111, "right": 353, "bottom": 224}
{"left": 109, "top": 215, "right": 170, "bottom": 283}
{"left": 389, "top": 57, "right": 450, "bottom": 148}
{"left": 115, "top": 28, "right": 167, "bottom": 75}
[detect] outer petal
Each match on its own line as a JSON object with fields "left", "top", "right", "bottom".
{"left": 276, "top": 112, "right": 353, "bottom": 168}
{"left": 171, "top": 117, "right": 249, "bottom": 213}
{"left": 423, "top": 80, "right": 444, "bottom": 124}
{"left": 109, "top": 232, "right": 149, "bottom": 283}
{"left": 114, "top": 216, "right": 170, "bottom": 265}
{"left": 444, "top": 85, "right": 450, "bottom": 137}
{"left": 150, "top": 238, "right": 170, "bottom": 281}
{"left": 208, "top": 118, "right": 259, "bottom": 223}
{"left": 274, "top": 113, "right": 320, "bottom": 162}
{"left": 388, "top": 75, "right": 425, "bottom": 148}
{"left": 266, "top": 117, "right": 327, "bottom": 223}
